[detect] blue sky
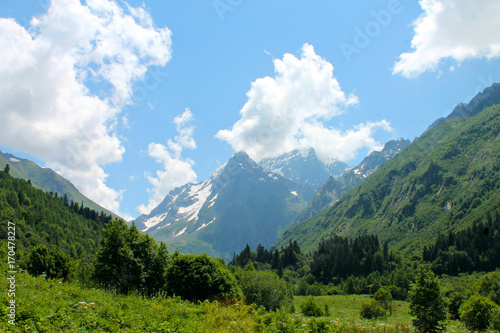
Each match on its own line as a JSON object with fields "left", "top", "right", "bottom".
{"left": 0, "top": 0, "right": 499, "bottom": 220}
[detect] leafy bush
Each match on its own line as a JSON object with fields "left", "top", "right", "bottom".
{"left": 26, "top": 245, "right": 72, "bottom": 280}
{"left": 374, "top": 287, "right": 393, "bottom": 314}
{"left": 258, "top": 307, "right": 297, "bottom": 333}
{"left": 166, "top": 253, "right": 241, "bottom": 303}
{"left": 301, "top": 296, "right": 324, "bottom": 317}
{"left": 459, "top": 294, "right": 499, "bottom": 331}
{"left": 307, "top": 317, "right": 330, "bottom": 333}
{"left": 360, "top": 300, "right": 386, "bottom": 319}
{"left": 238, "top": 270, "right": 293, "bottom": 311}
{"left": 478, "top": 271, "right": 500, "bottom": 305}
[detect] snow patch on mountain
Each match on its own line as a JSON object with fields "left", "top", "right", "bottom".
{"left": 196, "top": 218, "right": 215, "bottom": 231}
{"left": 142, "top": 212, "right": 168, "bottom": 232}
{"left": 177, "top": 181, "right": 212, "bottom": 222}
{"left": 157, "top": 222, "right": 171, "bottom": 230}
{"left": 173, "top": 227, "right": 187, "bottom": 238}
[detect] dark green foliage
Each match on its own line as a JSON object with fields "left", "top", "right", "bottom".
{"left": 446, "top": 290, "right": 466, "bottom": 320}
{"left": 0, "top": 170, "right": 109, "bottom": 262}
{"left": 231, "top": 234, "right": 413, "bottom": 299}
{"left": 492, "top": 309, "right": 500, "bottom": 331}
{"left": 93, "top": 220, "right": 169, "bottom": 296}
{"left": 360, "top": 300, "right": 386, "bottom": 319}
{"left": 409, "top": 266, "right": 447, "bottom": 332}
{"left": 301, "top": 296, "right": 324, "bottom": 317}
{"left": 3, "top": 164, "right": 9, "bottom": 174}
{"left": 478, "top": 271, "right": 500, "bottom": 305}
{"left": 232, "top": 240, "right": 300, "bottom": 270}
{"left": 459, "top": 294, "right": 499, "bottom": 331}
{"left": 238, "top": 270, "right": 293, "bottom": 311}
{"left": 0, "top": 151, "right": 119, "bottom": 220}
{"left": 374, "top": 287, "right": 393, "bottom": 314}
{"left": 310, "top": 234, "right": 395, "bottom": 284}
{"left": 360, "top": 287, "right": 393, "bottom": 319}
{"left": 306, "top": 283, "right": 325, "bottom": 296}
{"left": 166, "top": 253, "right": 241, "bottom": 303}
{"left": 423, "top": 217, "right": 500, "bottom": 275}
{"left": 26, "top": 245, "right": 72, "bottom": 280}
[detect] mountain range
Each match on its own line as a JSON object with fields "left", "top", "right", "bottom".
{"left": 133, "top": 134, "right": 412, "bottom": 259}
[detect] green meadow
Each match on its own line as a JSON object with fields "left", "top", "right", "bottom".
{"left": 2, "top": 270, "right": 493, "bottom": 333}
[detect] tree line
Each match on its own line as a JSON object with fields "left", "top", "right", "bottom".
{"left": 423, "top": 211, "right": 500, "bottom": 275}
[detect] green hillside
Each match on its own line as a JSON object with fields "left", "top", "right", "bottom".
{"left": 0, "top": 151, "right": 120, "bottom": 220}
{"left": 0, "top": 170, "right": 113, "bottom": 261}
{"left": 277, "top": 104, "right": 500, "bottom": 254}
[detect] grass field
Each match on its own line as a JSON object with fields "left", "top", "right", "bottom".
{"left": 1, "top": 270, "right": 497, "bottom": 332}
{"left": 293, "top": 295, "right": 492, "bottom": 333}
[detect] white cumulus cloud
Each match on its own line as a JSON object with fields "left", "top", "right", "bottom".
{"left": 137, "top": 109, "right": 198, "bottom": 215}
{"left": 0, "top": 0, "right": 172, "bottom": 215}
{"left": 393, "top": 0, "right": 500, "bottom": 78}
{"left": 216, "top": 43, "right": 391, "bottom": 163}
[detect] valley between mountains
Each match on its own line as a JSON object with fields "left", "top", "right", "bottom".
{"left": 2, "top": 83, "right": 500, "bottom": 332}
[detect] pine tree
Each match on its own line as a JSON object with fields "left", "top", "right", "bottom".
{"left": 409, "top": 265, "right": 447, "bottom": 332}
{"left": 3, "top": 163, "right": 10, "bottom": 174}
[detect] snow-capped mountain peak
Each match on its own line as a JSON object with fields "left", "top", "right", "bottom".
{"left": 133, "top": 151, "right": 314, "bottom": 260}
{"left": 258, "top": 147, "right": 349, "bottom": 189}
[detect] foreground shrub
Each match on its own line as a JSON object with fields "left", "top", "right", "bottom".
{"left": 459, "top": 294, "right": 498, "bottom": 331}
{"left": 301, "top": 296, "right": 324, "bottom": 317}
{"left": 26, "top": 245, "right": 72, "bottom": 281}
{"left": 258, "top": 307, "right": 297, "bottom": 332}
{"left": 307, "top": 317, "right": 330, "bottom": 333}
{"left": 360, "top": 300, "right": 386, "bottom": 319}
{"left": 166, "top": 253, "right": 241, "bottom": 303}
{"left": 238, "top": 270, "right": 293, "bottom": 311}
{"left": 374, "top": 287, "right": 393, "bottom": 315}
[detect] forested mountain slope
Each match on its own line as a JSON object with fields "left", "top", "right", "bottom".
{"left": 0, "top": 170, "right": 113, "bottom": 261}
{"left": 277, "top": 104, "right": 500, "bottom": 254}
{"left": 292, "top": 139, "right": 410, "bottom": 226}
{"left": 0, "top": 151, "right": 120, "bottom": 220}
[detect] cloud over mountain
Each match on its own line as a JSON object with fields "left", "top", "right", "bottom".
{"left": 138, "top": 109, "right": 198, "bottom": 215}
{"left": 216, "top": 43, "right": 391, "bottom": 163}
